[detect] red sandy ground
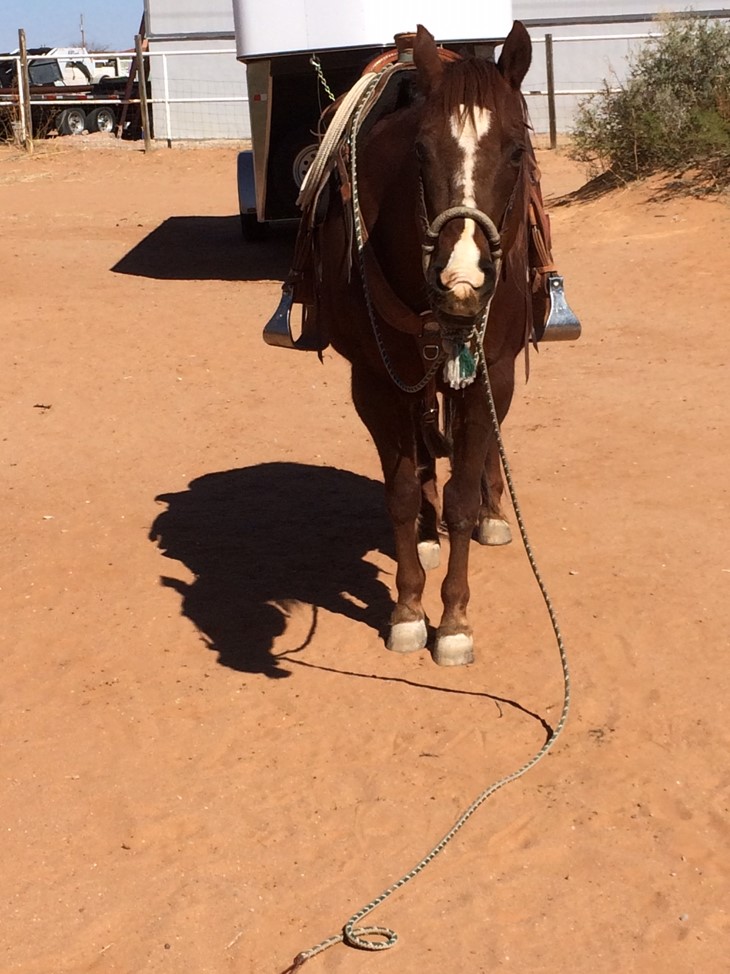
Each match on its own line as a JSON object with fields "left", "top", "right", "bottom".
{"left": 1, "top": 135, "right": 728, "bottom": 974}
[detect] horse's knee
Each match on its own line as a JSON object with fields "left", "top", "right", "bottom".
{"left": 442, "top": 480, "right": 481, "bottom": 534}
{"left": 386, "top": 476, "right": 421, "bottom": 526}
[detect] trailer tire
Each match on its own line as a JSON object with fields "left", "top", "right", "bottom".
{"left": 86, "top": 107, "right": 116, "bottom": 134}
{"left": 56, "top": 107, "right": 87, "bottom": 136}
{"left": 268, "top": 126, "right": 319, "bottom": 218}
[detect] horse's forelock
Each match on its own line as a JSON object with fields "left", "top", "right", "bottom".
{"left": 438, "top": 58, "right": 518, "bottom": 129}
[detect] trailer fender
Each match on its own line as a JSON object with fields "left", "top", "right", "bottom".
{"left": 237, "top": 150, "right": 267, "bottom": 240}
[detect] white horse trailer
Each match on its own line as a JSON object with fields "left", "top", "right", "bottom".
{"left": 233, "top": 0, "right": 514, "bottom": 237}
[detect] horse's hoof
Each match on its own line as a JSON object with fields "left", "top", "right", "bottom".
{"left": 387, "top": 618, "right": 428, "bottom": 654}
{"left": 432, "top": 632, "right": 474, "bottom": 666}
{"left": 477, "top": 517, "right": 512, "bottom": 546}
{"left": 417, "top": 540, "right": 441, "bottom": 570}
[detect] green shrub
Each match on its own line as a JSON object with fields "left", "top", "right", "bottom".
{"left": 570, "top": 16, "right": 730, "bottom": 187}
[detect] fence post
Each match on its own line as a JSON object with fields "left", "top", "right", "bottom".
{"left": 162, "top": 53, "right": 173, "bottom": 144}
{"left": 135, "top": 33, "right": 152, "bottom": 152}
{"left": 18, "top": 29, "right": 33, "bottom": 153}
{"left": 545, "top": 33, "right": 557, "bottom": 149}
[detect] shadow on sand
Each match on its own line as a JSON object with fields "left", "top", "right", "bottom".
{"left": 149, "top": 462, "right": 395, "bottom": 678}
{"left": 112, "top": 215, "right": 297, "bottom": 282}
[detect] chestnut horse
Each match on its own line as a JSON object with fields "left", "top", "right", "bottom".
{"left": 312, "top": 22, "right": 543, "bottom": 665}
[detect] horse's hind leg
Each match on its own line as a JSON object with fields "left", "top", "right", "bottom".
{"left": 477, "top": 442, "right": 512, "bottom": 545}
{"left": 477, "top": 358, "right": 514, "bottom": 546}
{"left": 416, "top": 437, "right": 441, "bottom": 570}
{"left": 351, "top": 368, "right": 428, "bottom": 653}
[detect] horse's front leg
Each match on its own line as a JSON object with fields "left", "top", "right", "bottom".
{"left": 434, "top": 386, "right": 492, "bottom": 666}
{"left": 352, "top": 368, "right": 428, "bottom": 653}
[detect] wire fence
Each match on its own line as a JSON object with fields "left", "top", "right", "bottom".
{"left": 146, "top": 47, "right": 248, "bottom": 142}
{"left": 0, "top": 24, "right": 716, "bottom": 147}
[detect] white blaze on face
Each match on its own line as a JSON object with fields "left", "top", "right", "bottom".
{"left": 440, "top": 105, "right": 492, "bottom": 297}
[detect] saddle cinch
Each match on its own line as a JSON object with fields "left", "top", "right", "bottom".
{"left": 263, "top": 44, "right": 581, "bottom": 353}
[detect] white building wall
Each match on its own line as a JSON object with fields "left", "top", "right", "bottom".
{"left": 144, "top": 0, "right": 249, "bottom": 141}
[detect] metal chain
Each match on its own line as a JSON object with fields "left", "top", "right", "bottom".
{"left": 309, "top": 54, "right": 336, "bottom": 103}
{"left": 285, "top": 349, "right": 571, "bottom": 971}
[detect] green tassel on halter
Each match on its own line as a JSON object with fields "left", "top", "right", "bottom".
{"left": 458, "top": 343, "right": 475, "bottom": 381}
{"left": 443, "top": 340, "right": 477, "bottom": 390}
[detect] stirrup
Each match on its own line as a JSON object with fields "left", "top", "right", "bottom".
{"left": 540, "top": 273, "right": 581, "bottom": 342}
{"left": 262, "top": 285, "right": 328, "bottom": 352}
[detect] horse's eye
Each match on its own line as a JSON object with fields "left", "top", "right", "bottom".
{"left": 415, "top": 141, "right": 427, "bottom": 164}
{"left": 510, "top": 145, "right": 525, "bottom": 167}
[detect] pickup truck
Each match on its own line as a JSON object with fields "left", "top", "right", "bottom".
{"left": 0, "top": 47, "right": 134, "bottom": 137}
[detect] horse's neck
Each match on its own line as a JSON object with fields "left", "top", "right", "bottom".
{"left": 358, "top": 109, "right": 426, "bottom": 308}
{"left": 359, "top": 107, "right": 419, "bottom": 214}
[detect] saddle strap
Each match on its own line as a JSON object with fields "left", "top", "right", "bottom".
{"left": 361, "top": 246, "right": 425, "bottom": 336}
{"left": 527, "top": 156, "right": 557, "bottom": 280}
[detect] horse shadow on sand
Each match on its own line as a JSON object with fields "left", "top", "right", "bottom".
{"left": 149, "top": 462, "right": 395, "bottom": 679}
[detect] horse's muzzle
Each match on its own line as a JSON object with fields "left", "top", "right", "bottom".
{"left": 422, "top": 206, "right": 502, "bottom": 327}
{"left": 430, "top": 263, "right": 498, "bottom": 318}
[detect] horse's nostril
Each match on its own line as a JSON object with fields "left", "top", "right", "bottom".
{"left": 431, "top": 266, "right": 450, "bottom": 291}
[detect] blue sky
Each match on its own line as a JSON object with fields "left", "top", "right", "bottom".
{"left": 1, "top": 1, "right": 144, "bottom": 53}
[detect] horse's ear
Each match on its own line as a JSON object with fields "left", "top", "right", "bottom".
{"left": 497, "top": 21, "right": 532, "bottom": 89}
{"left": 413, "top": 24, "right": 443, "bottom": 94}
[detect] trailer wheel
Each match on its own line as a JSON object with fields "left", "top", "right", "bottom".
{"left": 56, "top": 108, "right": 87, "bottom": 136}
{"left": 86, "top": 107, "right": 116, "bottom": 134}
{"left": 292, "top": 143, "right": 318, "bottom": 188}
{"left": 268, "top": 127, "right": 319, "bottom": 218}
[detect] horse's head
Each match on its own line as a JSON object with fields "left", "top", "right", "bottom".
{"left": 413, "top": 22, "right": 532, "bottom": 336}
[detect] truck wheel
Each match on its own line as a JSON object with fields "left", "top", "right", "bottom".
{"left": 86, "top": 107, "right": 116, "bottom": 134}
{"left": 56, "top": 108, "right": 87, "bottom": 136}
